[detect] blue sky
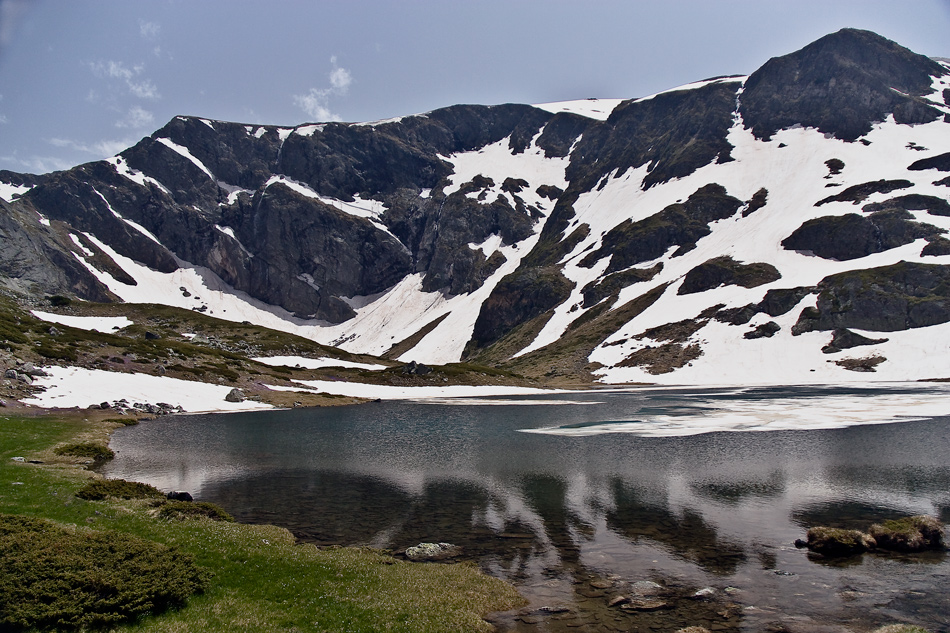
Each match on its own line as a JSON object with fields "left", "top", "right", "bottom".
{"left": 1, "top": 0, "right": 949, "bottom": 174}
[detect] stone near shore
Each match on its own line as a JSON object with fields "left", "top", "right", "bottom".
{"left": 225, "top": 388, "right": 246, "bottom": 403}
{"left": 404, "top": 542, "right": 461, "bottom": 561}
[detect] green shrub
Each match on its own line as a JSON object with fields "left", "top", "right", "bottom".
{"left": 0, "top": 514, "right": 207, "bottom": 630}
{"left": 76, "top": 479, "right": 165, "bottom": 501}
{"left": 158, "top": 501, "right": 234, "bottom": 522}
{"left": 35, "top": 343, "right": 78, "bottom": 361}
{"left": 102, "top": 417, "right": 139, "bottom": 426}
{"left": 47, "top": 295, "right": 72, "bottom": 307}
{"left": 53, "top": 442, "right": 115, "bottom": 460}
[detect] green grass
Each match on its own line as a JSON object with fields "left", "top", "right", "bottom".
{"left": 0, "top": 413, "right": 524, "bottom": 632}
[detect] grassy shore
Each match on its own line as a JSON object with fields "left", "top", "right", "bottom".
{"left": 0, "top": 409, "right": 525, "bottom": 632}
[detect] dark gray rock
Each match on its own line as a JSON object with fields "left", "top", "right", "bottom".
{"left": 468, "top": 266, "right": 574, "bottom": 351}
{"left": 744, "top": 321, "right": 781, "bottom": 339}
{"left": 224, "top": 388, "right": 246, "bottom": 403}
{"left": 580, "top": 184, "right": 744, "bottom": 273}
{"left": 908, "top": 151, "right": 950, "bottom": 172}
{"left": 821, "top": 328, "right": 889, "bottom": 354}
{"left": 166, "top": 490, "right": 194, "bottom": 502}
{"left": 793, "top": 262, "right": 950, "bottom": 333}
{"left": 404, "top": 542, "right": 460, "bottom": 561}
{"left": 678, "top": 256, "right": 781, "bottom": 295}
{"left": 740, "top": 28, "right": 947, "bottom": 142}
{"left": 862, "top": 193, "right": 950, "bottom": 216}
{"left": 781, "top": 210, "right": 943, "bottom": 261}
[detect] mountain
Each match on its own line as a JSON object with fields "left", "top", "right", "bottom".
{"left": 3, "top": 28, "right": 950, "bottom": 386}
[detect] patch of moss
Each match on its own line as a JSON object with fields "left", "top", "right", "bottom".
{"left": 158, "top": 501, "right": 234, "bottom": 522}
{"left": 805, "top": 526, "right": 876, "bottom": 557}
{"left": 869, "top": 515, "right": 944, "bottom": 552}
{"left": 76, "top": 479, "right": 165, "bottom": 501}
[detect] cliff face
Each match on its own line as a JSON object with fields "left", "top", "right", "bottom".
{"left": 3, "top": 28, "right": 950, "bottom": 384}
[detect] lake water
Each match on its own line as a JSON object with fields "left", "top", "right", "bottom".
{"left": 103, "top": 384, "right": 950, "bottom": 632}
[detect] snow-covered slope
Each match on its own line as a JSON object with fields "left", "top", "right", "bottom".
{"left": 5, "top": 28, "right": 950, "bottom": 385}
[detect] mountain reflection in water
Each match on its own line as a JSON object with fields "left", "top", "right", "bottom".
{"left": 103, "top": 386, "right": 950, "bottom": 631}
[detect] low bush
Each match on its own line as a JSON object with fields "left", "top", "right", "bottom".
{"left": 158, "top": 501, "right": 234, "bottom": 522}
{"left": 806, "top": 526, "right": 876, "bottom": 556}
{"left": 0, "top": 514, "right": 208, "bottom": 630}
{"left": 53, "top": 442, "right": 115, "bottom": 460}
{"left": 869, "top": 515, "right": 944, "bottom": 552}
{"left": 102, "top": 417, "right": 139, "bottom": 426}
{"left": 76, "top": 479, "right": 165, "bottom": 501}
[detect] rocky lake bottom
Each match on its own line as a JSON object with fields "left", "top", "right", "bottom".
{"left": 102, "top": 385, "right": 950, "bottom": 632}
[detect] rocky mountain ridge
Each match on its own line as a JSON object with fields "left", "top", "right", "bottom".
{"left": 3, "top": 28, "right": 950, "bottom": 385}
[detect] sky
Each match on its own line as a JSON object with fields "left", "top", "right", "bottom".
{"left": 1, "top": 0, "right": 949, "bottom": 175}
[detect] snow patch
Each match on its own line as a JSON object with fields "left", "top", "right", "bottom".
{"left": 24, "top": 366, "right": 272, "bottom": 413}
{"left": 532, "top": 98, "right": 624, "bottom": 121}
{"left": 68, "top": 234, "right": 95, "bottom": 257}
{"left": 106, "top": 156, "right": 171, "bottom": 195}
{"left": 31, "top": 310, "right": 132, "bottom": 332}
{"left": 294, "top": 124, "right": 325, "bottom": 136}
{"left": 156, "top": 138, "right": 215, "bottom": 180}
{"left": 0, "top": 182, "right": 31, "bottom": 202}
{"left": 252, "top": 355, "right": 386, "bottom": 371}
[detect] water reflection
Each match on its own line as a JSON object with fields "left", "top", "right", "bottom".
{"left": 103, "top": 386, "right": 950, "bottom": 631}
{"left": 607, "top": 479, "right": 747, "bottom": 576}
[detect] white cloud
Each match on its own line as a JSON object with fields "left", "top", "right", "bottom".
{"left": 139, "top": 20, "right": 160, "bottom": 40}
{"left": 329, "top": 57, "right": 352, "bottom": 91}
{"left": 5, "top": 153, "right": 77, "bottom": 174}
{"left": 89, "top": 60, "right": 160, "bottom": 100}
{"left": 115, "top": 106, "right": 154, "bottom": 129}
{"left": 0, "top": 0, "right": 31, "bottom": 49}
{"left": 293, "top": 56, "right": 352, "bottom": 122}
{"left": 48, "top": 136, "right": 133, "bottom": 158}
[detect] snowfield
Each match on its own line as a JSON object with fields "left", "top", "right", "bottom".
{"left": 24, "top": 367, "right": 273, "bottom": 413}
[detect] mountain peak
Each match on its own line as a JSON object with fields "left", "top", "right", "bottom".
{"left": 740, "top": 27, "right": 947, "bottom": 141}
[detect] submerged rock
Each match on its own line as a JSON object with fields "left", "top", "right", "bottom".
{"left": 692, "top": 587, "right": 718, "bottom": 600}
{"left": 805, "top": 526, "right": 876, "bottom": 556}
{"left": 620, "top": 597, "right": 668, "bottom": 611}
{"left": 869, "top": 515, "right": 944, "bottom": 552}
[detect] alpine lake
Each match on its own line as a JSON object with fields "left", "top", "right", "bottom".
{"left": 102, "top": 384, "right": 950, "bottom": 633}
